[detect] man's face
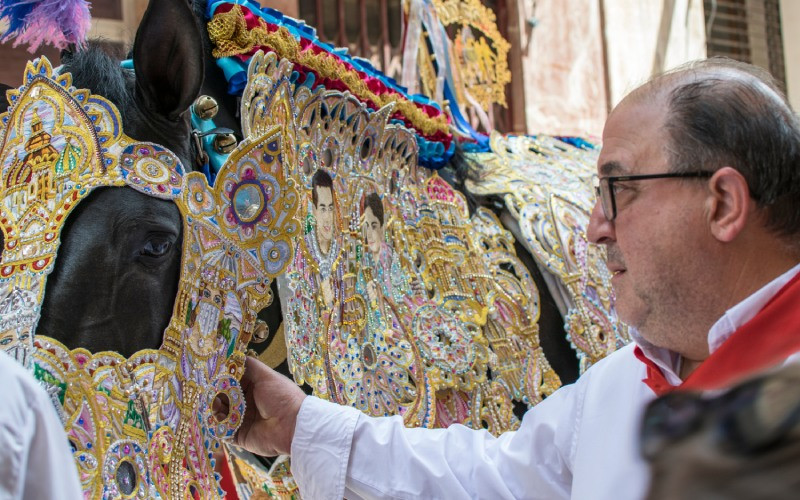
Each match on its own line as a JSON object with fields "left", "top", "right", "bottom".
{"left": 313, "top": 186, "right": 334, "bottom": 246}
{"left": 364, "top": 207, "right": 382, "bottom": 256}
{"left": 587, "top": 98, "right": 711, "bottom": 354}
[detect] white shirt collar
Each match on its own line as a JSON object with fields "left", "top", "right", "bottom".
{"left": 632, "top": 261, "right": 800, "bottom": 385}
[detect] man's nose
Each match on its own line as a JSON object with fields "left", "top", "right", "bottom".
{"left": 587, "top": 200, "right": 615, "bottom": 244}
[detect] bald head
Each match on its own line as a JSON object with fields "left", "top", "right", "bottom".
{"left": 621, "top": 58, "right": 800, "bottom": 243}
{"left": 628, "top": 58, "right": 787, "bottom": 109}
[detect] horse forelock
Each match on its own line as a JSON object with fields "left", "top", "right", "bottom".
{"left": 61, "top": 45, "right": 136, "bottom": 128}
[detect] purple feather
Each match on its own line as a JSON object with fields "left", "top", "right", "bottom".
{"left": 0, "top": 0, "right": 91, "bottom": 52}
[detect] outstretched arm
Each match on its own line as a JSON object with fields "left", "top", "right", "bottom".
{"left": 292, "top": 393, "right": 576, "bottom": 499}
{"left": 230, "top": 356, "right": 578, "bottom": 500}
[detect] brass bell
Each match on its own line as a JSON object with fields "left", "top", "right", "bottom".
{"left": 251, "top": 319, "right": 269, "bottom": 344}
{"left": 213, "top": 133, "right": 237, "bottom": 154}
{"left": 193, "top": 95, "right": 219, "bottom": 120}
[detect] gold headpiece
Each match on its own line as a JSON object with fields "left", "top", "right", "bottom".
{"left": 0, "top": 57, "right": 298, "bottom": 498}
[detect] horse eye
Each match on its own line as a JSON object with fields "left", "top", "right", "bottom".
{"left": 141, "top": 238, "right": 172, "bottom": 258}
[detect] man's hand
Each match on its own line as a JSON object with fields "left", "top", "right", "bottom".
{"left": 217, "top": 357, "right": 306, "bottom": 456}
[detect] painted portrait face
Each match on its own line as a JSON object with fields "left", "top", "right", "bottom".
{"left": 364, "top": 206, "right": 383, "bottom": 257}
{"left": 0, "top": 330, "right": 15, "bottom": 348}
{"left": 313, "top": 186, "right": 335, "bottom": 250}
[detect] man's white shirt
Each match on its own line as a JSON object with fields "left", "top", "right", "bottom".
{"left": 0, "top": 351, "right": 82, "bottom": 499}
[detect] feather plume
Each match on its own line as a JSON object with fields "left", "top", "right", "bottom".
{"left": 0, "top": 0, "right": 91, "bottom": 52}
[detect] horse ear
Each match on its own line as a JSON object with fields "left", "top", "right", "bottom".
{"left": 133, "top": 0, "right": 204, "bottom": 121}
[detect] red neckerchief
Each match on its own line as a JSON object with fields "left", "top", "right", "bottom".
{"left": 635, "top": 270, "right": 800, "bottom": 396}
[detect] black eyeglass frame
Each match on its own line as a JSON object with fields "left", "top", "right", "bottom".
{"left": 593, "top": 171, "right": 713, "bottom": 221}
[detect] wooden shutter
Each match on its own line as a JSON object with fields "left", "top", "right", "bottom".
{"left": 704, "top": 0, "right": 786, "bottom": 90}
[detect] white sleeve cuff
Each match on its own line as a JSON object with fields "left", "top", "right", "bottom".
{"left": 291, "top": 396, "right": 361, "bottom": 500}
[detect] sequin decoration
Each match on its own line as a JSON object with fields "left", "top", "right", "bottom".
{"left": 216, "top": 136, "right": 291, "bottom": 242}
{"left": 200, "top": 376, "right": 246, "bottom": 443}
{"left": 243, "top": 50, "right": 560, "bottom": 438}
{"left": 465, "top": 132, "right": 630, "bottom": 372}
{"left": 0, "top": 57, "right": 298, "bottom": 499}
{"left": 186, "top": 174, "right": 216, "bottom": 216}
{"left": 102, "top": 440, "right": 152, "bottom": 498}
{"left": 411, "top": 303, "right": 479, "bottom": 388}
{"left": 120, "top": 143, "right": 183, "bottom": 199}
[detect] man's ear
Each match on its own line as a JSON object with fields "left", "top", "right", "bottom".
{"left": 706, "top": 166, "right": 752, "bottom": 242}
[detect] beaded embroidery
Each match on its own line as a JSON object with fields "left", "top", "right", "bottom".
{"left": 241, "top": 51, "right": 560, "bottom": 438}
{"left": 0, "top": 57, "right": 298, "bottom": 498}
{"left": 466, "top": 132, "right": 630, "bottom": 372}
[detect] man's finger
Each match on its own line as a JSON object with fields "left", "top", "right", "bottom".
{"left": 212, "top": 394, "right": 230, "bottom": 420}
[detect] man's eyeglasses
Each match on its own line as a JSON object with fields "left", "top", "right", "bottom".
{"left": 593, "top": 171, "right": 713, "bottom": 221}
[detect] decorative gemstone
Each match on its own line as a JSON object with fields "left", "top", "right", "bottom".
{"left": 361, "top": 343, "right": 377, "bottom": 370}
{"left": 232, "top": 184, "right": 263, "bottom": 222}
{"left": 116, "top": 460, "right": 137, "bottom": 496}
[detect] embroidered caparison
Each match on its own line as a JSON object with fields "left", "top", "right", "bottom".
{"left": 0, "top": 57, "right": 298, "bottom": 499}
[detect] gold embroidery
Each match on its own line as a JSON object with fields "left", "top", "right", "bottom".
{"left": 0, "top": 57, "right": 298, "bottom": 499}
{"left": 207, "top": 5, "right": 451, "bottom": 138}
{"left": 466, "top": 132, "right": 630, "bottom": 371}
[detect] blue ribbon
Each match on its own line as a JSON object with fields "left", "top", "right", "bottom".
{"left": 555, "top": 136, "right": 598, "bottom": 150}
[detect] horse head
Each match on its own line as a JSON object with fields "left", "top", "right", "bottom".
{"left": 29, "top": 0, "right": 204, "bottom": 357}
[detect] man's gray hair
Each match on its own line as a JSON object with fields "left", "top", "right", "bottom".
{"left": 646, "top": 57, "right": 800, "bottom": 239}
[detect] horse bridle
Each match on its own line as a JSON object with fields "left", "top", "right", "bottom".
{"left": 119, "top": 59, "right": 237, "bottom": 183}
{"left": 189, "top": 94, "right": 237, "bottom": 183}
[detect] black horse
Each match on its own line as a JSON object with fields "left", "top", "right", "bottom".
{"left": 0, "top": 0, "right": 205, "bottom": 358}
{"left": 12, "top": 0, "right": 578, "bottom": 398}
